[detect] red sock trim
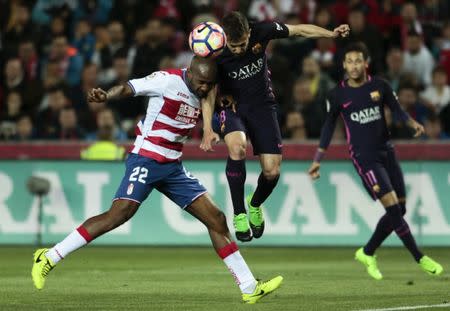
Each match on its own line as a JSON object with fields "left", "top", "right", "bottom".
{"left": 217, "top": 242, "right": 239, "bottom": 259}
{"left": 77, "top": 225, "right": 93, "bottom": 242}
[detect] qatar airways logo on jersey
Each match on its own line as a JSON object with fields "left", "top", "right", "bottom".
{"left": 350, "top": 107, "right": 382, "bottom": 124}
{"left": 228, "top": 58, "right": 264, "bottom": 80}
{"left": 176, "top": 103, "right": 200, "bottom": 124}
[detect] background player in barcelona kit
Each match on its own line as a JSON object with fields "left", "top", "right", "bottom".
{"left": 31, "top": 56, "right": 283, "bottom": 304}
{"left": 200, "top": 11, "right": 350, "bottom": 242}
{"left": 308, "top": 42, "right": 443, "bottom": 280}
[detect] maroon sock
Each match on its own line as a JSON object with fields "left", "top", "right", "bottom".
{"left": 386, "top": 204, "right": 423, "bottom": 262}
{"left": 226, "top": 157, "right": 246, "bottom": 215}
{"left": 250, "top": 173, "right": 279, "bottom": 207}
{"left": 364, "top": 214, "right": 392, "bottom": 255}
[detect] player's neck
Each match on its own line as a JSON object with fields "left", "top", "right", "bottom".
{"left": 347, "top": 75, "right": 368, "bottom": 88}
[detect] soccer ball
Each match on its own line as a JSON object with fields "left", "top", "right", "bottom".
{"left": 189, "top": 22, "right": 227, "bottom": 58}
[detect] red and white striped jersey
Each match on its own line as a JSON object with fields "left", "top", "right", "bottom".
{"left": 128, "top": 69, "right": 201, "bottom": 163}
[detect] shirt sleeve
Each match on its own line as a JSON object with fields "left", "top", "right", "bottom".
{"left": 319, "top": 91, "right": 341, "bottom": 150}
{"left": 127, "top": 71, "right": 169, "bottom": 97}
{"left": 257, "top": 21, "right": 289, "bottom": 41}
{"left": 382, "top": 80, "right": 409, "bottom": 122}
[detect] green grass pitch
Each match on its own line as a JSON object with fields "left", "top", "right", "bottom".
{"left": 2, "top": 247, "right": 449, "bottom": 311}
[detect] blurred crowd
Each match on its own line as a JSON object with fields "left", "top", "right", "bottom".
{"left": 1, "top": 0, "right": 450, "bottom": 144}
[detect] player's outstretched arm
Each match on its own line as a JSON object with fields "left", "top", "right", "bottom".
{"left": 200, "top": 86, "right": 220, "bottom": 152}
{"left": 382, "top": 80, "right": 425, "bottom": 138}
{"left": 308, "top": 95, "right": 341, "bottom": 180}
{"left": 286, "top": 24, "right": 350, "bottom": 38}
{"left": 105, "top": 84, "right": 134, "bottom": 101}
{"left": 87, "top": 84, "right": 134, "bottom": 104}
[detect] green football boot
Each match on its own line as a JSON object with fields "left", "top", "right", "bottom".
{"left": 32, "top": 248, "right": 55, "bottom": 290}
{"left": 246, "top": 194, "right": 265, "bottom": 238}
{"left": 355, "top": 247, "right": 383, "bottom": 280}
{"left": 419, "top": 256, "right": 443, "bottom": 276}
{"left": 242, "top": 276, "right": 283, "bottom": 304}
{"left": 233, "top": 213, "right": 252, "bottom": 242}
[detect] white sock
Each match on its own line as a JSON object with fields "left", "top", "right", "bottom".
{"left": 46, "top": 226, "right": 92, "bottom": 264}
{"left": 219, "top": 242, "right": 257, "bottom": 294}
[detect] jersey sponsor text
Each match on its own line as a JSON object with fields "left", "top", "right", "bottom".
{"left": 350, "top": 107, "right": 382, "bottom": 124}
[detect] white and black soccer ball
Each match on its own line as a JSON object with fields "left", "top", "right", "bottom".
{"left": 189, "top": 22, "right": 227, "bottom": 58}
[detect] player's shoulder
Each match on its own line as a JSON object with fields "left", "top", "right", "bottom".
{"left": 161, "top": 68, "right": 185, "bottom": 79}
{"left": 249, "top": 21, "right": 264, "bottom": 33}
{"left": 136, "top": 69, "right": 186, "bottom": 92}
{"left": 141, "top": 70, "right": 171, "bottom": 81}
{"left": 163, "top": 68, "right": 183, "bottom": 75}
{"left": 370, "top": 76, "right": 391, "bottom": 88}
{"left": 148, "top": 69, "right": 186, "bottom": 84}
{"left": 326, "top": 87, "right": 340, "bottom": 106}
{"left": 250, "top": 21, "right": 286, "bottom": 39}
{"left": 370, "top": 76, "right": 397, "bottom": 95}
{"left": 328, "top": 83, "right": 342, "bottom": 97}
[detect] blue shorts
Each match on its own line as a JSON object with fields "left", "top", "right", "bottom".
{"left": 114, "top": 153, "right": 207, "bottom": 208}
{"left": 213, "top": 104, "right": 282, "bottom": 155}
{"left": 351, "top": 148, "right": 406, "bottom": 201}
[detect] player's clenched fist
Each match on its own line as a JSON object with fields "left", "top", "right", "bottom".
{"left": 88, "top": 88, "right": 107, "bottom": 103}
{"left": 200, "top": 128, "right": 220, "bottom": 152}
{"left": 308, "top": 161, "right": 321, "bottom": 180}
{"left": 333, "top": 24, "right": 350, "bottom": 38}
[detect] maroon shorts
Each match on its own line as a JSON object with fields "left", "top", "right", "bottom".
{"left": 214, "top": 104, "right": 282, "bottom": 155}
{"left": 351, "top": 148, "right": 406, "bottom": 200}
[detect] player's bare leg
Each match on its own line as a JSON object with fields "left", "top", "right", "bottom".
{"left": 258, "top": 154, "right": 281, "bottom": 186}
{"left": 224, "top": 131, "right": 252, "bottom": 242}
{"left": 186, "top": 193, "right": 283, "bottom": 303}
{"left": 32, "top": 200, "right": 140, "bottom": 289}
{"left": 225, "top": 131, "right": 247, "bottom": 161}
{"left": 246, "top": 153, "right": 282, "bottom": 238}
{"left": 379, "top": 190, "right": 398, "bottom": 207}
{"left": 186, "top": 193, "right": 233, "bottom": 250}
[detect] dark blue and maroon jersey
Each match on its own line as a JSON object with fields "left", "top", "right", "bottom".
{"left": 215, "top": 21, "right": 289, "bottom": 107}
{"left": 319, "top": 76, "right": 410, "bottom": 154}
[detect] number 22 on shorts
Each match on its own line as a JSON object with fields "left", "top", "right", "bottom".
{"left": 129, "top": 166, "right": 148, "bottom": 184}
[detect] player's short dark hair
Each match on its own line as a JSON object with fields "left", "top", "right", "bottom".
{"left": 344, "top": 42, "right": 370, "bottom": 60}
{"left": 222, "top": 11, "right": 250, "bottom": 41}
